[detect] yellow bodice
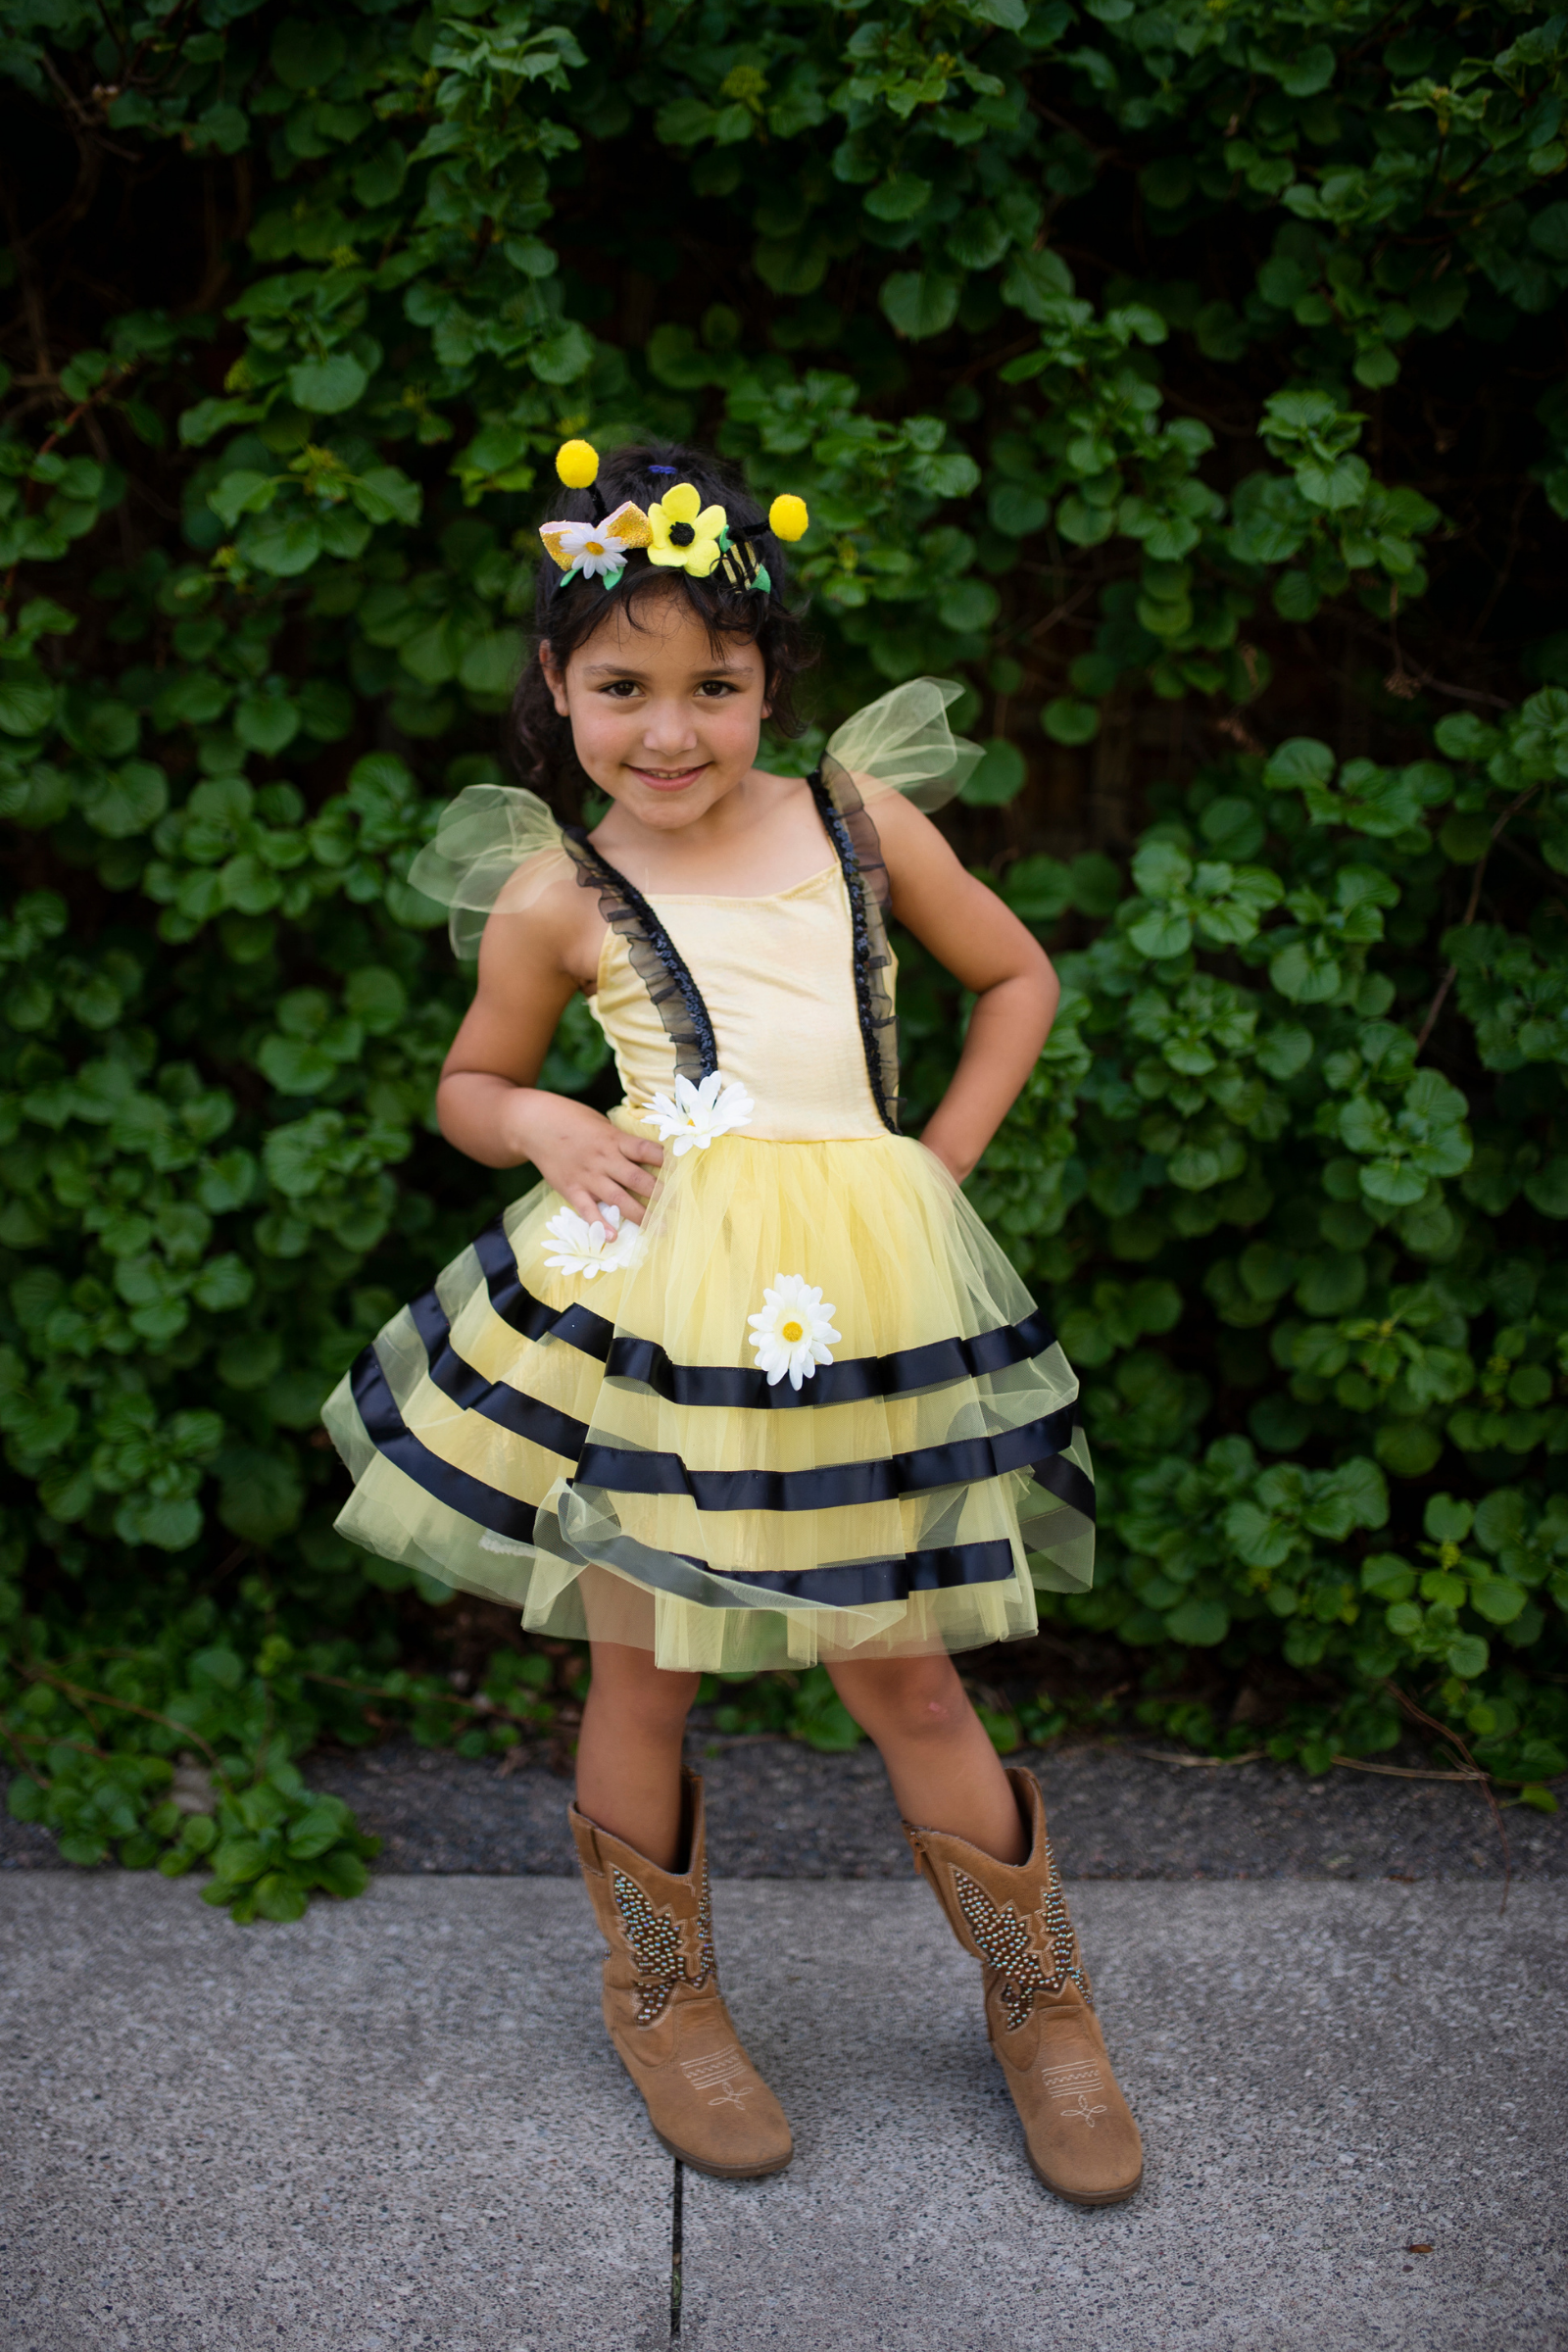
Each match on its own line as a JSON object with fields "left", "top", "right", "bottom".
{"left": 586, "top": 859, "right": 891, "bottom": 1143}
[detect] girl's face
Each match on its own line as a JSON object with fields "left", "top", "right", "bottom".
{"left": 541, "top": 591, "right": 769, "bottom": 833}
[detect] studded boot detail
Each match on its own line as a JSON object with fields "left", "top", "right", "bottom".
{"left": 568, "top": 1768, "right": 793, "bottom": 2180}
{"left": 904, "top": 1766, "right": 1143, "bottom": 2207}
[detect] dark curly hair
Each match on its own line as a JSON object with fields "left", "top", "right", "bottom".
{"left": 508, "top": 439, "right": 815, "bottom": 817}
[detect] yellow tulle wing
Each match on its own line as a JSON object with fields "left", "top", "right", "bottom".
{"left": 406, "top": 783, "right": 575, "bottom": 959}
{"left": 824, "top": 677, "right": 983, "bottom": 812}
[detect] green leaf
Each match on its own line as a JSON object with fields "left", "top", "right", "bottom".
{"left": 1263, "top": 737, "right": 1334, "bottom": 791}
{"left": 271, "top": 19, "right": 346, "bottom": 89}
{"left": 1470, "top": 1577, "right": 1528, "bottom": 1626}
{"left": 458, "top": 634, "right": 521, "bottom": 697}
{"left": 313, "top": 1845, "right": 370, "bottom": 1898}
{"left": 657, "top": 98, "right": 717, "bottom": 146}
{"left": 7, "top": 1775, "right": 45, "bottom": 1823}
{"left": 0, "top": 680, "right": 58, "bottom": 736}
{"left": 258, "top": 1035, "right": 336, "bottom": 1094}
{"left": 865, "top": 174, "right": 933, "bottom": 222}
{"left": 1361, "top": 1553, "right": 1415, "bottom": 1600}
{"left": 253, "top": 1870, "right": 310, "bottom": 1923}
{"left": 80, "top": 761, "right": 169, "bottom": 839}
{"left": 1164, "top": 1596, "right": 1229, "bottom": 1645}
{"left": 243, "top": 510, "right": 323, "bottom": 577}
{"left": 1446, "top": 1634, "right": 1489, "bottom": 1680}
{"left": 1042, "top": 698, "right": 1100, "bottom": 747}
{"left": 287, "top": 355, "right": 368, "bottom": 415}
{"left": 959, "top": 740, "right": 1028, "bottom": 807}
{"left": 234, "top": 693, "right": 300, "bottom": 756}
{"left": 219, "top": 1449, "right": 303, "bottom": 1544}
{"left": 1524, "top": 1160, "right": 1568, "bottom": 1217}
{"left": 879, "top": 270, "right": 960, "bottom": 340}
{"left": 1275, "top": 44, "right": 1335, "bottom": 96}
{"left": 212, "top": 1835, "right": 269, "bottom": 1885}
{"left": 208, "top": 469, "right": 275, "bottom": 528}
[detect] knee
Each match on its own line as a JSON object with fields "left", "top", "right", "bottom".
{"left": 832, "top": 1657, "right": 968, "bottom": 1744}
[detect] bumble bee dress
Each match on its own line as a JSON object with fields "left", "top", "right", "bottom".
{"left": 322, "top": 681, "right": 1096, "bottom": 1671}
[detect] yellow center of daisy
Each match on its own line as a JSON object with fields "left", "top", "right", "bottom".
{"left": 586, "top": 539, "right": 604, "bottom": 555}
{"left": 781, "top": 1320, "right": 804, "bottom": 1343}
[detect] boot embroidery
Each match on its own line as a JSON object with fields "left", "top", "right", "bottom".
{"left": 1042, "top": 2062, "right": 1107, "bottom": 2125}
{"left": 612, "top": 1861, "right": 717, "bottom": 2026}
{"left": 680, "top": 2044, "right": 752, "bottom": 2109}
{"left": 952, "top": 1843, "right": 1092, "bottom": 2032}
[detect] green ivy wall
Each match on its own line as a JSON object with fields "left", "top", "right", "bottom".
{"left": 2, "top": 0, "right": 1566, "bottom": 1917}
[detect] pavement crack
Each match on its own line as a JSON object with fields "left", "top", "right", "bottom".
{"left": 669, "top": 2157, "right": 684, "bottom": 2345}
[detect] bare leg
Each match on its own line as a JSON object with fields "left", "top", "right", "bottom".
{"left": 827, "top": 1653, "right": 1027, "bottom": 1864}
{"left": 575, "top": 1641, "right": 700, "bottom": 1871}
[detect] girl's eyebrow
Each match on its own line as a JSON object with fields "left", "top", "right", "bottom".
{"left": 579, "top": 657, "right": 756, "bottom": 678}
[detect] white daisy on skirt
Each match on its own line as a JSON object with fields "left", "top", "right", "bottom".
{"left": 542, "top": 1201, "right": 638, "bottom": 1279}
{"left": 642, "top": 1069, "right": 756, "bottom": 1155}
{"left": 748, "top": 1273, "right": 841, "bottom": 1391}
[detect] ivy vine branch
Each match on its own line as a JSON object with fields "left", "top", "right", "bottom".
{"left": 1415, "top": 783, "right": 1544, "bottom": 1054}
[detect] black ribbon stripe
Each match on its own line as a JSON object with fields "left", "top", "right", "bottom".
{"left": 350, "top": 1345, "right": 541, "bottom": 1544}
{"left": 1029, "top": 1447, "right": 1097, "bottom": 1523}
{"left": 350, "top": 1338, "right": 1090, "bottom": 1599}
{"left": 574, "top": 1403, "right": 1078, "bottom": 1514}
{"left": 347, "top": 1344, "right": 1030, "bottom": 1601}
{"left": 604, "top": 1310, "right": 1059, "bottom": 1408}
{"left": 475, "top": 1218, "right": 614, "bottom": 1360}
{"left": 472, "top": 1212, "right": 1060, "bottom": 1408}
{"left": 407, "top": 1284, "right": 590, "bottom": 1461}
{"left": 709, "top": 1539, "right": 1017, "bottom": 1603}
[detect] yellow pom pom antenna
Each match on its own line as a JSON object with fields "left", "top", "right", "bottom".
{"left": 556, "top": 438, "right": 599, "bottom": 490}
{"left": 768, "top": 493, "right": 808, "bottom": 541}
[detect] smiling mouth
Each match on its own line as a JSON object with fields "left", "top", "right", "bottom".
{"left": 628, "top": 762, "right": 707, "bottom": 789}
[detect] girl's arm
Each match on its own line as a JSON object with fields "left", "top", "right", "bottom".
{"left": 436, "top": 878, "right": 663, "bottom": 1225}
{"left": 872, "top": 790, "right": 1059, "bottom": 1184}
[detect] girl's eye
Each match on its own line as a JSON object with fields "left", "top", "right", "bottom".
{"left": 697, "top": 681, "right": 738, "bottom": 698}
{"left": 599, "top": 680, "right": 641, "bottom": 698}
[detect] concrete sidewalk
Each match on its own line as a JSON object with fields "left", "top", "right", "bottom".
{"left": 1, "top": 1877, "right": 1563, "bottom": 2352}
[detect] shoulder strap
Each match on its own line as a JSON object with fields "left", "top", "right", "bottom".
{"left": 808, "top": 758, "right": 901, "bottom": 1137}
{"left": 562, "top": 829, "right": 719, "bottom": 1085}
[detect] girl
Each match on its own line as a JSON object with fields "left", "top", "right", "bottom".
{"left": 323, "top": 440, "right": 1142, "bottom": 2207}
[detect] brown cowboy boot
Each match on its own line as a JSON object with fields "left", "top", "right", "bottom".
{"left": 568, "top": 1768, "right": 793, "bottom": 2180}
{"left": 904, "top": 1766, "right": 1143, "bottom": 2206}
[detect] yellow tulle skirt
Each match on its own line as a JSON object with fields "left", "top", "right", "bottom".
{"left": 322, "top": 1123, "right": 1095, "bottom": 1672}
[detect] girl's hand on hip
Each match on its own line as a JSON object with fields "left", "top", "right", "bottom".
{"left": 514, "top": 1095, "right": 664, "bottom": 1225}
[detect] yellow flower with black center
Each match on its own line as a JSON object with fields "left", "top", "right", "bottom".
{"left": 647, "top": 481, "right": 727, "bottom": 578}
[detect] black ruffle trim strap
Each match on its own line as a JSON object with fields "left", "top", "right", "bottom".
{"left": 808, "top": 757, "right": 901, "bottom": 1135}
{"left": 564, "top": 765, "right": 900, "bottom": 1129}
{"left": 561, "top": 827, "right": 718, "bottom": 1084}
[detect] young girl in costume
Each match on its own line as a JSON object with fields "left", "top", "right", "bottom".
{"left": 323, "top": 439, "right": 1143, "bottom": 2207}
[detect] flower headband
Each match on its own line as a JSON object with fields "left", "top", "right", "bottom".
{"left": 538, "top": 439, "right": 808, "bottom": 594}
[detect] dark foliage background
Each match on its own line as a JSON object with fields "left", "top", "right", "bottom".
{"left": 2, "top": 0, "right": 1566, "bottom": 1915}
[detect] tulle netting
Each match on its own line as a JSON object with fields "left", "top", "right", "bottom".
{"left": 323, "top": 1121, "right": 1094, "bottom": 1672}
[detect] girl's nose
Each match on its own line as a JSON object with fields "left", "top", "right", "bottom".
{"left": 640, "top": 701, "right": 700, "bottom": 754}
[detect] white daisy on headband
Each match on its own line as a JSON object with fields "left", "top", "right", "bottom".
{"left": 542, "top": 1201, "right": 638, "bottom": 1279}
{"left": 642, "top": 1070, "right": 756, "bottom": 1155}
{"left": 538, "top": 501, "right": 653, "bottom": 581}
{"left": 748, "top": 1274, "right": 840, "bottom": 1392}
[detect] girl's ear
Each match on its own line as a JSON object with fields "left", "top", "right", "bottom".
{"left": 538, "top": 638, "right": 571, "bottom": 719}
